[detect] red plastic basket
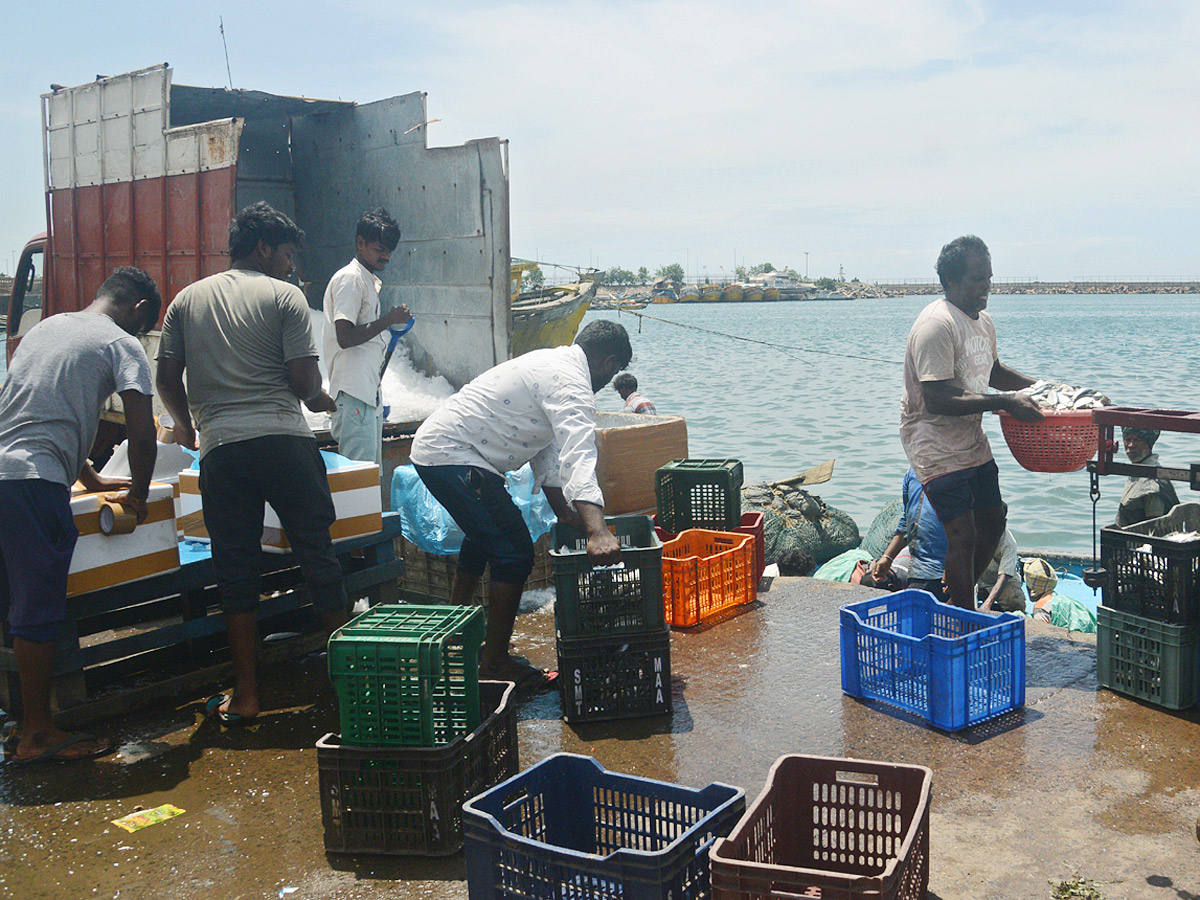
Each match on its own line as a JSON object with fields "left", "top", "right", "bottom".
{"left": 655, "top": 511, "right": 765, "bottom": 584}
{"left": 997, "top": 409, "right": 1098, "bottom": 473}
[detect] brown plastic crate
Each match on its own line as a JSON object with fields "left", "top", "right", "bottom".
{"left": 397, "top": 533, "right": 553, "bottom": 605}
{"left": 711, "top": 754, "right": 932, "bottom": 900}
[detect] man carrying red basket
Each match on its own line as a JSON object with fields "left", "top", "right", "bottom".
{"left": 899, "top": 235, "right": 1045, "bottom": 611}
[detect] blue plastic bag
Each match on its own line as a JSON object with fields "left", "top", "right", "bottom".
{"left": 391, "top": 464, "right": 558, "bottom": 555}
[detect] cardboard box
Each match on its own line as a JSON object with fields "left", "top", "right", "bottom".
{"left": 67, "top": 483, "right": 181, "bottom": 596}
{"left": 178, "top": 455, "right": 384, "bottom": 553}
{"left": 593, "top": 412, "right": 688, "bottom": 515}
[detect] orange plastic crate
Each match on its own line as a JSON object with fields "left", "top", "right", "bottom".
{"left": 662, "top": 530, "right": 756, "bottom": 627}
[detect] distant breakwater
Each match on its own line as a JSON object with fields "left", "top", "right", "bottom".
{"left": 843, "top": 281, "right": 1200, "bottom": 298}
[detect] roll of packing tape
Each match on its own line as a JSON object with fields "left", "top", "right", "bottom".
{"left": 156, "top": 412, "right": 176, "bottom": 444}
{"left": 98, "top": 501, "right": 138, "bottom": 536}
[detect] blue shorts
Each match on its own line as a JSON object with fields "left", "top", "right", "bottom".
{"left": 414, "top": 464, "right": 534, "bottom": 585}
{"left": 922, "top": 460, "right": 1003, "bottom": 524}
{"left": 0, "top": 479, "right": 78, "bottom": 642}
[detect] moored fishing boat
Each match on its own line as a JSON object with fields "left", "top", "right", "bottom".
{"left": 678, "top": 285, "right": 700, "bottom": 303}
{"left": 510, "top": 280, "right": 594, "bottom": 357}
{"left": 650, "top": 282, "right": 679, "bottom": 303}
{"left": 763, "top": 286, "right": 781, "bottom": 301}
{"left": 699, "top": 283, "right": 722, "bottom": 303}
{"left": 721, "top": 283, "right": 744, "bottom": 302}
{"left": 743, "top": 284, "right": 764, "bottom": 302}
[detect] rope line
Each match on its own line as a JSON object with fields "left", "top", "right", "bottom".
{"left": 615, "top": 307, "right": 905, "bottom": 366}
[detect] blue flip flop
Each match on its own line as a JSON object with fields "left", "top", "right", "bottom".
{"left": 205, "top": 694, "right": 254, "bottom": 727}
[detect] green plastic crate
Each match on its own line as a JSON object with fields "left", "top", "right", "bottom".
{"left": 1097, "top": 605, "right": 1199, "bottom": 710}
{"left": 329, "top": 605, "right": 485, "bottom": 746}
{"left": 654, "top": 458, "right": 744, "bottom": 533}
{"left": 550, "top": 515, "right": 665, "bottom": 639}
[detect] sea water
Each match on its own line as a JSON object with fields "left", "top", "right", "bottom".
{"left": 591, "top": 294, "right": 1200, "bottom": 556}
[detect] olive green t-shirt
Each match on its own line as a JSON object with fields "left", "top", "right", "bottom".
{"left": 158, "top": 269, "right": 317, "bottom": 458}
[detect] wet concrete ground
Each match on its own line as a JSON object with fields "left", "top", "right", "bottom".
{"left": 2, "top": 576, "right": 1199, "bottom": 900}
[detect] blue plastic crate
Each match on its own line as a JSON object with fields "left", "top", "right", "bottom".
{"left": 463, "top": 753, "right": 745, "bottom": 900}
{"left": 840, "top": 589, "right": 1026, "bottom": 731}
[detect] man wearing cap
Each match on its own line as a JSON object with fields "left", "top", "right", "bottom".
{"left": 899, "top": 235, "right": 1045, "bottom": 611}
{"left": 1116, "top": 427, "right": 1179, "bottom": 527}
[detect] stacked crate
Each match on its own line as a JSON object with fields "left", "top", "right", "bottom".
{"left": 550, "top": 516, "right": 672, "bottom": 723}
{"left": 318, "top": 604, "right": 520, "bottom": 855}
{"left": 654, "top": 459, "right": 758, "bottom": 628}
{"left": 1099, "top": 504, "right": 1200, "bottom": 709}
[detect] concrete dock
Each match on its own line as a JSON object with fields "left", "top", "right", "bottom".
{"left": 3, "top": 576, "right": 1199, "bottom": 899}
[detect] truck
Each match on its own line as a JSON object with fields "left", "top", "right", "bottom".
{"left": 4, "top": 63, "right": 511, "bottom": 400}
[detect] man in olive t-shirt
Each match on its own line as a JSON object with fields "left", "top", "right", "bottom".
{"left": 157, "top": 202, "right": 347, "bottom": 726}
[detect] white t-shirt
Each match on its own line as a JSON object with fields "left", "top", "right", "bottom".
{"left": 899, "top": 298, "right": 997, "bottom": 482}
{"left": 322, "top": 258, "right": 386, "bottom": 405}
{"left": 410, "top": 344, "right": 605, "bottom": 507}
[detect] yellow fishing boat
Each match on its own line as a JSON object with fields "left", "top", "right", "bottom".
{"left": 699, "top": 283, "right": 723, "bottom": 303}
{"left": 764, "top": 286, "right": 781, "bottom": 302}
{"left": 721, "top": 283, "right": 744, "bottom": 302}
{"left": 678, "top": 285, "right": 700, "bottom": 303}
{"left": 743, "top": 284, "right": 764, "bottom": 303}
{"left": 510, "top": 263, "right": 593, "bottom": 356}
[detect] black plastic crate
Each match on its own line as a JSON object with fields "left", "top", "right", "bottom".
{"left": 463, "top": 753, "right": 745, "bottom": 900}
{"left": 557, "top": 627, "right": 672, "bottom": 723}
{"left": 550, "top": 515, "right": 665, "bottom": 639}
{"left": 655, "top": 458, "right": 744, "bottom": 533}
{"left": 1101, "top": 503, "right": 1200, "bottom": 626}
{"left": 317, "top": 680, "right": 518, "bottom": 856}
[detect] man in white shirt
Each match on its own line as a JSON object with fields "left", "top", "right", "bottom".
{"left": 410, "top": 320, "right": 629, "bottom": 690}
{"left": 899, "top": 235, "right": 1043, "bottom": 610}
{"left": 322, "top": 208, "right": 411, "bottom": 465}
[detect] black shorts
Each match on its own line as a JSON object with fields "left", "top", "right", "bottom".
{"left": 922, "top": 459, "right": 1003, "bottom": 524}
{"left": 0, "top": 479, "right": 78, "bottom": 642}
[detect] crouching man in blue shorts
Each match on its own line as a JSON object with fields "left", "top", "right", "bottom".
{"left": 410, "top": 320, "right": 629, "bottom": 692}
{"left": 899, "top": 236, "right": 1044, "bottom": 610}
{"left": 0, "top": 267, "right": 160, "bottom": 763}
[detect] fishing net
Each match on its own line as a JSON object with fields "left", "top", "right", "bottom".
{"left": 859, "top": 499, "right": 903, "bottom": 560}
{"left": 742, "top": 483, "right": 861, "bottom": 567}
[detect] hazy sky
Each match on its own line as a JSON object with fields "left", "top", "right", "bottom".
{"left": 2, "top": 1, "right": 1197, "bottom": 282}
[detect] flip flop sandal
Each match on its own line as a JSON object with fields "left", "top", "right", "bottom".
{"left": 9, "top": 732, "right": 114, "bottom": 766}
{"left": 205, "top": 694, "right": 255, "bottom": 727}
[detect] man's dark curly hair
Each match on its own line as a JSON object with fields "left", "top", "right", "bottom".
{"left": 356, "top": 208, "right": 401, "bottom": 251}
{"left": 935, "top": 235, "right": 990, "bottom": 291}
{"left": 228, "top": 201, "right": 305, "bottom": 260}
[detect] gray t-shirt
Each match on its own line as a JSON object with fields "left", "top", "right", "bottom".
{"left": 158, "top": 269, "right": 317, "bottom": 457}
{"left": 0, "top": 312, "right": 153, "bottom": 487}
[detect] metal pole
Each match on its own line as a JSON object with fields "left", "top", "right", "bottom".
{"left": 805, "top": 252, "right": 809, "bottom": 279}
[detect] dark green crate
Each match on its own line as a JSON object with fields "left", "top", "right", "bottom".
{"left": 654, "top": 458, "right": 744, "bottom": 533}
{"left": 1097, "top": 605, "right": 1199, "bottom": 710}
{"left": 329, "top": 605, "right": 485, "bottom": 746}
{"left": 550, "top": 515, "right": 665, "bottom": 639}
{"left": 557, "top": 627, "right": 672, "bottom": 724}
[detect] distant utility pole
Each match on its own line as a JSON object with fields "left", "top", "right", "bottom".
{"left": 805, "top": 252, "right": 809, "bottom": 279}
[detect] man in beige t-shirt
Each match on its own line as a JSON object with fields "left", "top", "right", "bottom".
{"left": 899, "top": 235, "right": 1043, "bottom": 610}
{"left": 157, "top": 201, "right": 347, "bottom": 726}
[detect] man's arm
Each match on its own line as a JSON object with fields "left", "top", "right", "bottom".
{"left": 334, "top": 305, "right": 411, "bottom": 349}
{"left": 156, "top": 357, "right": 199, "bottom": 451}
{"left": 542, "top": 486, "right": 584, "bottom": 531}
{"left": 100, "top": 390, "right": 157, "bottom": 524}
{"left": 979, "top": 573, "right": 1011, "bottom": 612}
{"left": 871, "top": 533, "right": 909, "bottom": 580}
{"left": 921, "top": 379, "right": 1044, "bottom": 422}
{"left": 989, "top": 360, "right": 1037, "bottom": 392}
{"left": 574, "top": 500, "right": 622, "bottom": 566}
{"left": 286, "top": 357, "right": 337, "bottom": 413}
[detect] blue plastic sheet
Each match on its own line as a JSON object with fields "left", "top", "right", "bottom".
{"left": 391, "top": 464, "right": 558, "bottom": 555}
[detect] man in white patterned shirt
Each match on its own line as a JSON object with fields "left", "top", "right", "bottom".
{"left": 410, "top": 320, "right": 630, "bottom": 691}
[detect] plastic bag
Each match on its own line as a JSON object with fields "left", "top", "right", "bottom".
{"left": 391, "top": 464, "right": 558, "bottom": 555}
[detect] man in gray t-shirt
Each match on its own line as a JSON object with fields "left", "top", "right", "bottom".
{"left": 156, "top": 201, "right": 346, "bottom": 727}
{"left": 0, "top": 266, "right": 159, "bottom": 763}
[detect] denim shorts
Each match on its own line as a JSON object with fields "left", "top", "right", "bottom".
{"left": 414, "top": 464, "right": 534, "bottom": 585}
{"left": 0, "top": 479, "right": 78, "bottom": 642}
{"left": 922, "top": 459, "right": 1003, "bottom": 524}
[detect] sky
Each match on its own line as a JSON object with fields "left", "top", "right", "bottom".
{"left": 2, "top": 0, "right": 1197, "bottom": 283}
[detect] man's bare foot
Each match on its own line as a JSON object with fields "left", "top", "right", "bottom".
{"left": 14, "top": 729, "right": 113, "bottom": 764}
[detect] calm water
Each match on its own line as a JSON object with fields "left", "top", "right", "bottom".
{"left": 591, "top": 294, "right": 1200, "bottom": 556}
{"left": 5, "top": 294, "right": 1196, "bottom": 555}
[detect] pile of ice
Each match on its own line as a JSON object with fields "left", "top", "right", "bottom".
{"left": 303, "top": 308, "right": 455, "bottom": 432}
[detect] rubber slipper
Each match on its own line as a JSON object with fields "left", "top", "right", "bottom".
{"left": 205, "top": 694, "right": 254, "bottom": 727}
{"left": 515, "top": 668, "right": 559, "bottom": 695}
{"left": 9, "top": 732, "right": 114, "bottom": 766}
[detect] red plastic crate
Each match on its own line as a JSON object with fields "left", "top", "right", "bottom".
{"left": 710, "top": 754, "right": 932, "bottom": 900}
{"left": 998, "top": 409, "right": 1098, "bottom": 473}
{"left": 662, "top": 530, "right": 756, "bottom": 628}
{"left": 655, "top": 512, "right": 765, "bottom": 584}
